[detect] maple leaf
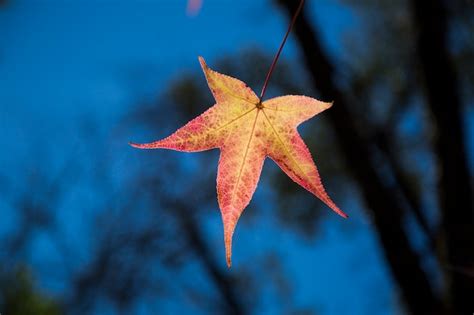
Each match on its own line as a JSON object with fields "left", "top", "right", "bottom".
{"left": 130, "top": 57, "right": 347, "bottom": 267}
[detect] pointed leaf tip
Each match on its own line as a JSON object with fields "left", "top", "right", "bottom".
{"left": 129, "top": 141, "right": 141, "bottom": 148}
{"left": 129, "top": 141, "right": 160, "bottom": 149}
{"left": 326, "top": 200, "right": 348, "bottom": 219}
{"left": 198, "top": 56, "right": 206, "bottom": 68}
{"left": 319, "top": 100, "right": 333, "bottom": 111}
{"left": 225, "top": 228, "right": 233, "bottom": 268}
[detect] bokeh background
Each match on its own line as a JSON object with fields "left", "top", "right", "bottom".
{"left": 1, "top": 0, "right": 473, "bottom": 314}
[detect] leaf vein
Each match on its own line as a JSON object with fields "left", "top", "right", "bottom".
{"left": 262, "top": 109, "right": 311, "bottom": 186}
{"left": 230, "top": 110, "right": 260, "bottom": 206}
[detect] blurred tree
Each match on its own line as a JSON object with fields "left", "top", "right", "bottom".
{"left": 410, "top": 1, "right": 474, "bottom": 313}
{"left": 277, "top": 0, "right": 473, "bottom": 314}
{"left": 0, "top": 267, "right": 61, "bottom": 315}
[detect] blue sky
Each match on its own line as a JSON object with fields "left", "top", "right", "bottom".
{"left": 0, "top": 1, "right": 396, "bottom": 314}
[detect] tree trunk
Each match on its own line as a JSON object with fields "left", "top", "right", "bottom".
{"left": 411, "top": 0, "right": 474, "bottom": 313}
{"left": 277, "top": 1, "right": 446, "bottom": 314}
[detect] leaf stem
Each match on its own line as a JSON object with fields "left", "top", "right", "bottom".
{"left": 259, "top": 0, "right": 305, "bottom": 101}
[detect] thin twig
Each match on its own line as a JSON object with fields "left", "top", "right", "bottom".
{"left": 259, "top": 0, "right": 305, "bottom": 100}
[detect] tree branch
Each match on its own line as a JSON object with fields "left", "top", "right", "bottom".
{"left": 171, "top": 200, "right": 246, "bottom": 315}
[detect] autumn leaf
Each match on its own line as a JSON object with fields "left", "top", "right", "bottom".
{"left": 130, "top": 57, "right": 347, "bottom": 267}
{"left": 186, "top": 0, "right": 202, "bottom": 16}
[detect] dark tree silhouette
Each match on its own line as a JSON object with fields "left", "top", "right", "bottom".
{"left": 278, "top": 0, "right": 473, "bottom": 314}
{"left": 411, "top": 0, "right": 474, "bottom": 313}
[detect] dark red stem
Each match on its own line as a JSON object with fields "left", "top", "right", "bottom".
{"left": 259, "top": 0, "right": 305, "bottom": 100}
